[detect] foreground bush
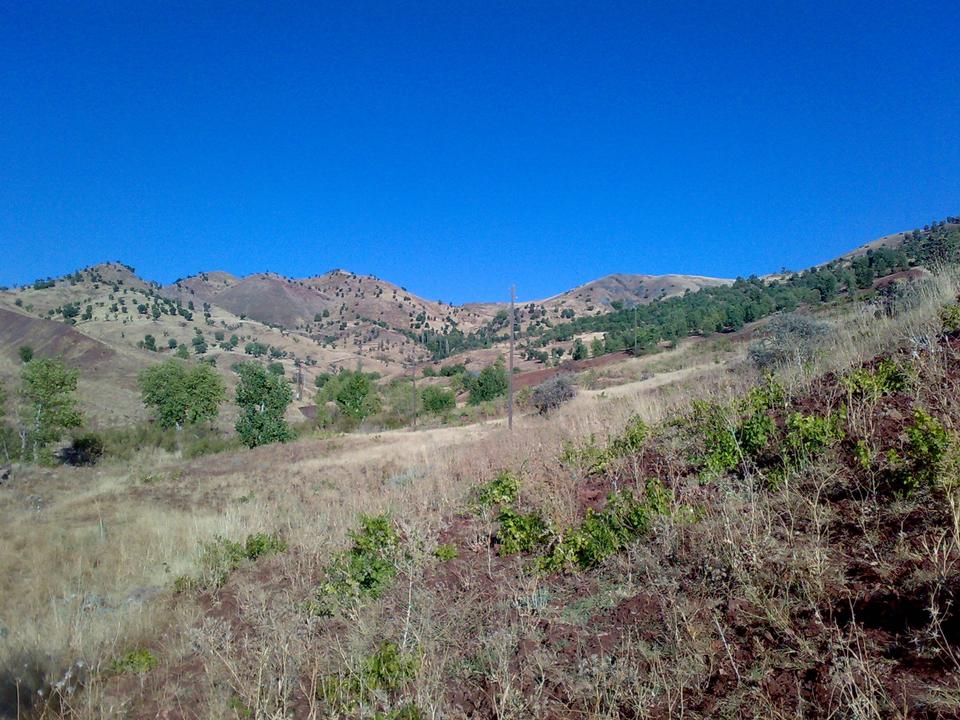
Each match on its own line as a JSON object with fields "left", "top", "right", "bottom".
{"left": 531, "top": 374, "right": 577, "bottom": 415}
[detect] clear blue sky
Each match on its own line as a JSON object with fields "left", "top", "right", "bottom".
{"left": 2, "top": 1, "right": 958, "bottom": 303}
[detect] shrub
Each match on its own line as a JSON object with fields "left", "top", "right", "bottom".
{"left": 434, "top": 544, "right": 458, "bottom": 562}
{"left": 62, "top": 432, "right": 105, "bottom": 466}
{"left": 466, "top": 360, "right": 508, "bottom": 405}
{"left": 474, "top": 470, "right": 520, "bottom": 509}
{"left": 898, "top": 408, "right": 951, "bottom": 492}
{"left": 497, "top": 508, "right": 551, "bottom": 555}
{"left": 785, "top": 412, "right": 845, "bottom": 462}
{"left": 541, "top": 481, "right": 671, "bottom": 572}
{"left": 110, "top": 649, "right": 158, "bottom": 674}
{"left": 180, "top": 532, "right": 287, "bottom": 590}
{"left": 18, "top": 345, "right": 33, "bottom": 363}
{"left": 940, "top": 303, "right": 960, "bottom": 334}
{"left": 420, "top": 385, "right": 455, "bottom": 414}
{"left": 842, "top": 358, "right": 909, "bottom": 401}
{"left": 531, "top": 375, "right": 577, "bottom": 415}
{"left": 748, "top": 313, "right": 830, "bottom": 370}
{"left": 318, "top": 642, "right": 420, "bottom": 715}
{"left": 313, "top": 514, "right": 402, "bottom": 615}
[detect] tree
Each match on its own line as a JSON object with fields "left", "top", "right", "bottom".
{"left": 467, "top": 359, "right": 508, "bottom": 405}
{"left": 571, "top": 338, "right": 587, "bottom": 361}
{"left": 335, "top": 371, "right": 381, "bottom": 420}
{"left": 175, "top": 345, "right": 190, "bottom": 359}
{"left": 590, "top": 338, "right": 605, "bottom": 358}
{"left": 139, "top": 360, "right": 226, "bottom": 429}
{"left": 421, "top": 386, "right": 455, "bottom": 414}
{"left": 531, "top": 374, "right": 577, "bottom": 415}
{"left": 18, "top": 346, "right": 33, "bottom": 363}
{"left": 19, "top": 358, "right": 83, "bottom": 462}
{"left": 143, "top": 334, "right": 157, "bottom": 351}
{"left": 235, "top": 363, "right": 294, "bottom": 447}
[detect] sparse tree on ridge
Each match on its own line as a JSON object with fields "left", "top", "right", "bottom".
{"left": 235, "top": 363, "right": 294, "bottom": 447}
{"left": 19, "top": 358, "right": 83, "bottom": 463}
{"left": 138, "top": 360, "right": 226, "bottom": 429}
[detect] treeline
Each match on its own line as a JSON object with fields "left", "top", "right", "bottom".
{"left": 414, "top": 218, "right": 958, "bottom": 361}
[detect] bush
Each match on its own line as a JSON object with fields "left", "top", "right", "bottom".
{"left": 940, "top": 303, "right": 960, "bottom": 334}
{"left": 474, "top": 470, "right": 520, "bottom": 509}
{"left": 748, "top": 313, "right": 830, "bottom": 370}
{"left": 531, "top": 375, "right": 577, "bottom": 415}
{"left": 62, "top": 433, "right": 105, "bottom": 466}
{"left": 18, "top": 345, "right": 33, "bottom": 363}
{"left": 466, "top": 360, "right": 508, "bottom": 405}
{"left": 179, "top": 532, "right": 287, "bottom": 591}
{"left": 842, "top": 358, "right": 909, "bottom": 401}
{"left": 497, "top": 508, "right": 551, "bottom": 555}
{"left": 420, "top": 385, "right": 455, "bottom": 414}
{"left": 110, "top": 649, "right": 158, "bottom": 674}
{"left": 897, "top": 408, "right": 951, "bottom": 492}
{"left": 312, "top": 514, "right": 402, "bottom": 616}
{"left": 785, "top": 412, "right": 845, "bottom": 462}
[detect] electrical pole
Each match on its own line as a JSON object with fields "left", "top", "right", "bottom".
{"left": 633, "top": 304, "right": 638, "bottom": 355}
{"left": 508, "top": 285, "right": 515, "bottom": 430}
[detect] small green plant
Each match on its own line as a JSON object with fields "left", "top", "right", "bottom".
{"left": 181, "top": 532, "right": 287, "bottom": 590}
{"left": 785, "top": 411, "right": 845, "bottom": 462}
{"left": 735, "top": 411, "right": 775, "bottom": 460}
{"left": 318, "top": 642, "right": 421, "bottom": 714}
{"left": 497, "top": 508, "right": 551, "bottom": 555}
{"left": 691, "top": 401, "right": 740, "bottom": 478}
{"left": 560, "top": 416, "right": 648, "bottom": 475}
{"left": 434, "top": 544, "right": 458, "bottom": 562}
{"left": 854, "top": 439, "right": 875, "bottom": 471}
{"left": 227, "top": 696, "right": 254, "bottom": 718}
{"left": 312, "top": 514, "right": 402, "bottom": 616}
{"left": 541, "top": 480, "right": 671, "bottom": 572}
{"left": 940, "top": 303, "right": 960, "bottom": 333}
{"left": 474, "top": 470, "right": 520, "bottom": 508}
{"left": 897, "top": 408, "right": 952, "bottom": 492}
{"left": 110, "top": 649, "right": 158, "bottom": 674}
{"left": 842, "top": 358, "right": 909, "bottom": 401}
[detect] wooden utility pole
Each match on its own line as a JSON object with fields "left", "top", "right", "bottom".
{"left": 633, "top": 304, "right": 638, "bottom": 355}
{"left": 508, "top": 285, "right": 515, "bottom": 430}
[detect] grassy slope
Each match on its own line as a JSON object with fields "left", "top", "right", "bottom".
{"left": 2, "top": 271, "right": 959, "bottom": 718}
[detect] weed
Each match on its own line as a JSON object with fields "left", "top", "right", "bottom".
{"left": 736, "top": 410, "right": 776, "bottom": 460}
{"left": 110, "top": 649, "right": 158, "bottom": 674}
{"left": 559, "top": 415, "right": 648, "bottom": 474}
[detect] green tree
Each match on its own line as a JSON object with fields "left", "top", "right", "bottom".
{"left": 335, "top": 372, "right": 381, "bottom": 420}
{"left": 590, "top": 338, "right": 604, "bottom": 358}
{"left": 175, "top": 345, "right": 190, "bottom": 359}
{"left": 138, "top": 360, "right": 226, "bottom": 429}
{"left": 18, "top": 345, "right": 33, "bottom": 363}
{"left": 235, "top": 363, "right": 294, "bottom": 447}
{"left": 467, "top": 359, "right": 508, "bottom": 405}
{"left": 421, "top": 385, "right": 455, "bottom": 413}
{"left": 19, "top": 358, "right": 83, "bottom": 462}
{"left": 572, "top": 338, "right": 587, "bottom": 361}
{"left": 143, "top": 334, "right": 157, "bottom": 351}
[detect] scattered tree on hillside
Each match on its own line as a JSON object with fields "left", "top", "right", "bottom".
{"left": 138, "top": 360, "right": 226, "bottom": 429}
{"left": 235, "top": 363, "right": 294, "bottom": 447}
{"left": 19, "top": 358, "right": 83, "bottom": 463}
{"left": 18, "top": 346, "right": 33, "bottom": 363}
{"left": 466, "top": 359, "right": 508, "bottom": 405}
{"left": 531, "top": 374, "right": 578, "bottom": 415}
{"left": 572, "top": 338, "right": 587, "bottom": 361}
{"left": 748, "top": 313, "right": 831, "bottom": 370}
{"left": 421, "top": 385, "right": 456, "bottom": 414}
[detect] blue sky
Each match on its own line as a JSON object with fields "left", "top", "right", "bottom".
{"left": 1, "top": 1, "right": 958, "bottom": 303}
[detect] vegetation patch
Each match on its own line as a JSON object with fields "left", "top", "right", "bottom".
{"left": 318, "top": 642, "right": 421, "bottom": 718}
{"left": 312, "top": 514, "right": 403, "bottom": 616}
{"left": 177, "top": 532, "right": 287, "bottom": 591}
{"left": 110, "top": 649, "right": 158, "bottom": 675}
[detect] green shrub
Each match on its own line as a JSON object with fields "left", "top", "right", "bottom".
{"left": 842, "top": 358, "right": 909, "bottom": 401}
{"left": 64, "top": 432, "right": 105, "bottom": 466}
{"left": 318, "top": 642, "right": 420, "bottom": 715}
{"left": 940, "top": 303, "right": 960, "bottom": 333}
{"left": 474, "top": 470, "right": 520, "bottom": 509}
{"left": 497, "top": 508, "right": 551, "bottom": 555}
{"left": 560, "top": 416, "right": 647, "bottom": 475}
{"left": 736, "top": 411, "right": 775, "bottom": 459}
{"left": 420, "top": 385, "right": 455, "bottom": 414}
{"left": 181, "top": 532, "right": 287, "bottom": 590}
{"left": 313, "top": 514, "right": 402, "bottom": 616}
{"left": 785, "top": 411, "right": 844, "bottom": 462}
{"left": 541, "top": 480, "right": 671, "bottom": 572}
{"left": 110, "top": 649, "right": 158, "bottom": 674}
{"left": 898, "top": 408, "right": 951, "bottom": 492}
{"left": 690, "top": 401, "right": 739, "bottom": 478}
{"left": 434, "top": 544, "right": 458, "bottom": 562}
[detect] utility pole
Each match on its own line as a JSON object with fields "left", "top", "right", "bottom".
{"left": 633, "top": 304, "right": 638, "bottom": 355}
{"left": 295, "top": 360, "right": 303, "bottom": 401}
{"left": 508, "top": 285, "right": 515, "bottom": 430}
{"left": 411, "top": 332, "right": 419, "bottom": 430}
